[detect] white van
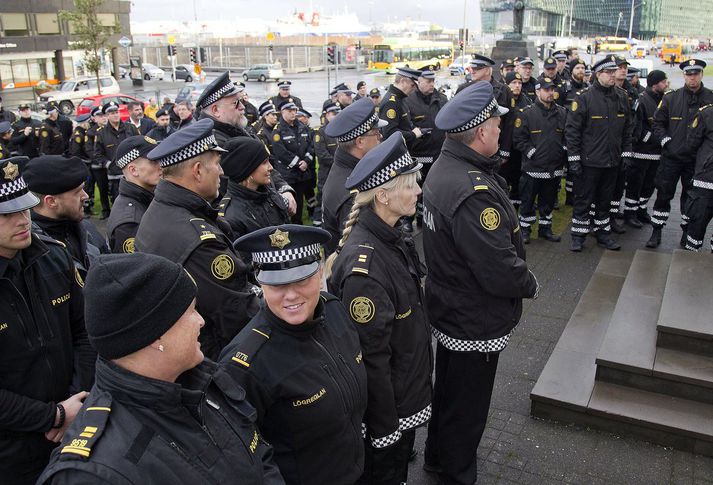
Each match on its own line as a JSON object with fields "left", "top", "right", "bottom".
{"left": 38, "top": 75, "right": 121, "bottom": 115}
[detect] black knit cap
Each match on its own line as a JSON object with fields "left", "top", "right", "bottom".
{"left": 221, "top": 137, "right": 270, "bottom": 182}
{"left": 647, "top": 69, "right": 667, "bottom": 86}
{"left": 84, "top": 253, "right": 197, "bottom": 360}
{"left": 23, "top": 155, "right": 89, "bottom": 195}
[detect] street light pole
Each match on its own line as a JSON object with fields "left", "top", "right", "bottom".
{"left": 568, "top": 0, "right": 575, "bottom": 37}
{"left": 628, "top": 0, "right": 636, "bottom": 39}
{"left": 615, "top": 12, "right": 623, "bottom": 37}
{"left": 462, "top": 0, "right": 468, "bottom": 55}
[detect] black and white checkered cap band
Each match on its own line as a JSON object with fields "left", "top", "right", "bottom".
{"left": 448, "top": 98, "right": 498, "bottom": 133}
{"left": 357, "top": 152, "right": 417, "bottom": 191}
{"left": 0, "top": 177, "right": 29, "bottom": 202}
{"left": 197, "top": 82, "right": 237, "bottom": 109}
{"left": 252, "top": 243, "right": 322, "bottom": 265}
{"left": 337, "top": 111, "right": 379, "bottom": 142}
{"left": 683, "top": 64, "right": 704, "bottom": 72}
{"left": 116, "top": 148, "right": 140, "bottom": 169}
{"left": 156, "top": 134, "right": 219, "bottom": 168}
{"left": 595, "top": 61, "right": 617, "bottom": 72}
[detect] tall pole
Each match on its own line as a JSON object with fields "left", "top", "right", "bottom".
{"left": 628, "top": 0, "right": 635, "bottom": 39}
{"left": 568, "top": 0, "right": 575, "bottom": 37}
{"left": 615, "top": 12, "right": 623, "bottom": 37}
{"left": 462, "top": 0, "right": 468, "bottom": 54}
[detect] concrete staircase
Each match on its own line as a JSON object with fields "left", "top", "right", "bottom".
{"left": 531, "top": 250, "right": 713, "bottom": 457}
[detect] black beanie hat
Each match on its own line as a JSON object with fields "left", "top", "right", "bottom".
{"left": 221, "top": 137, "right": 270, "bottom": 183}
{"left": 84, "top": 253, "right": 197, "bottom": 360}
{"left": 647, "top": 69, "right": 667, "bottom": 87}
{"left": 24, "top": 156, "right": 89, "bottom": 195}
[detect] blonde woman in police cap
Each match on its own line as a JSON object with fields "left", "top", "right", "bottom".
{"left": 326, "top": 132, "right": 432, "bottom": 485}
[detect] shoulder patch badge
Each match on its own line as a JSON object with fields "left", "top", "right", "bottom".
{"left": 571, "top": 101, "right": 578, "bottom": 112}
{"left": 386, "top": 108, "right": 397, "bottom": 120}
{"left": 273, "top": 133, "right": 280, "bottom": 142}
{"left": 211, "top": 254, "right": 235, "bottom": 280}
{"left": 480, "top": 207, "right": 501, "bottom": 231}
{"left": 514, "top": 118, "right": 522, "bottom": 128}
{"left": 122, "top": 237, "right": 135, "bottom": 254}
{"left": 350, "top": 296, "right": 375, "bottom": 324}
{"left": 41, "top": 130, "right": 49, "bottom": 138}
{"left": 75, "top": 136, "right": 82, "bottom": 144}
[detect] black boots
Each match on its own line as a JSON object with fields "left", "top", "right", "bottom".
{"left": 624, "top": 215, "right": 643, "bottom": 228}
{"left": 611, "top": 219, "right": 627, "bottom": 234}
{"left": 539, "top": 227, "right": 561, "bottom": 242}
{"left": 522, "top": 229, "right": 531, "bottom": 244}
{"left": 570, "top": 236, "right": 585, "bottom": 252}
{"left": 646, "top": 227, "right": 662, "bottom": 248}
{"left": 596, "top": 234, "right": 621, "bottom": 250}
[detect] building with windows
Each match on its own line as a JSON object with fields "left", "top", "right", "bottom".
{"left": 0, "top": 0, "right": 131, "bottom": 90}
{"left": 482, "top": 0, "right": 713, "bottom": 39}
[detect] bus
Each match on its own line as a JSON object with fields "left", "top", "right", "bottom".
{"left": 598, "top": 36, "right": 631, "bottom": 52}
{"left": 660, "top": 40, "right": 695, "bottom": 64}
{"left": 368, "top": 39, "right": 454, "bottom": 72}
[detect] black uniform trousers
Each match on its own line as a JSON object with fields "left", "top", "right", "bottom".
{"left": 425, "top": 342, "right": 500, "bottom": 485}
{"left": 83, "top": 165, "right": 96, "bottom": 213}
{"left": 571, "top": 166, "right": 618, "bottom": 237}
{"left": 92, "top": 167, "right": 111, "bottom": 216}
{"left": 108, "top": 179, "right": 120, "bottom": 203}
{"left": 499, "top": 152, "right": 522, "bottom": 208}
{"left": 610, "top": 165, "right": 626, "bottom": 218}
{"left": 313, "top": 160, "right": 332, "bottom": 223}
{"left": 290, "top": 179, "right": 312, "bottom": 224}
{"left": 518, "top": 174, "right": 558, "bottom": 232}
{"left": 651, "top": 157, "right": 694, "bottom": 229}
{"left": 683, "top": 187, "right": 713, "bottom": 251}
{"left": 624, "top": 159, "right": 659, "bottom": 216}
{"left": 358, "top": 429, "right": 416, "bottom": 485}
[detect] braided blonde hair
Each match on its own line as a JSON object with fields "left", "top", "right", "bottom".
{"left": 324, "top": 171, "right": 419, "bottom": 279}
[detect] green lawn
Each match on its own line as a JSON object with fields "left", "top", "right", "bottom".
{"left": 705, "top": 65, "right": 713, "bottom": 76}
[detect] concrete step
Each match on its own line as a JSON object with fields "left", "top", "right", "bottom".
{"left": 656, "top": 250, "right": 713, "bottom": 357}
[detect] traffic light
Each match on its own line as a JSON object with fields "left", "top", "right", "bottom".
{"left": 269, "top": 44, "right": 274, "bottom": 52}
{"left": 459, "top": 41, "right": 464, "bottom": 52}
{"left": 327, "top": 45, "right": 335, "bottom": 65}
{"left": 537, "top": 44, "right": 545, "bottom": 60}
{"left": 189, "top": 48, "right": 197, "bottom": 63}
{"left": 199, "top": 47, "right": 207, "bottom": 64}
{"left": 356, "top": 41, "right": 361, "bottom": 50}
{"left": 167, "top": 45, "right": 176, "bottom": 57}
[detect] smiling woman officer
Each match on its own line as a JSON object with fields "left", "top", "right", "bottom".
{"left": 220, "top": 225, "right": 367, "bottom": 485}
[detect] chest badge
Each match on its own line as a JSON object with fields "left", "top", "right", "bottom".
{"left": 350, "top": 296, "right": 375, "bottom": 324}
{"left": 480, "top": 207, "right": 501, "bottom": 231}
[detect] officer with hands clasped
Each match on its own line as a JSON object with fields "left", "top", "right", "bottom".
{"left": 38, "top": 252, "right": 284, "bottom": 485}
{"left": 326, "top": 133, "right": 433, "bottom": 485}
{"left": 220, "top": 225, "right": 368, "bottom": 485}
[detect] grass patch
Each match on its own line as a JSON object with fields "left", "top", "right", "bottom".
{"left": 529, "top": 179, "right": 572, "bottom": 240}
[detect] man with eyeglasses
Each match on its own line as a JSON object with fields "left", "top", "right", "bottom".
{"left": 566, "top": 56, "right": 633, "bottom": 252}
{"left": 646, "top": 58, "right": 713, "bottom": 248}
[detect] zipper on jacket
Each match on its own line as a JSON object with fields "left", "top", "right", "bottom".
{"left": 8, "top": 301, "right": 32, "bottom": 348}
{"left": 322, "top": 364, "right": 348, "bottom": 414}
{"left": 337, "top": 353, "right": 362, "bottom": 403}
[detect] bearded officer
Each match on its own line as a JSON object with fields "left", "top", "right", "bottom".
{"left": 135, "top": 118, "right": 261, "bottom": 360}
{"left": 421, "top": 82, "right": 539, "bottom": 485}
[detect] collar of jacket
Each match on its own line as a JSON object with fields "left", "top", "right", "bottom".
{"left": 0, "top": 233, "right": 50, "bottom": 277}
{"left": 226, "top": 180, "right": 270, "bottom": 200}
{"left": 593, "top": 80, "right": 614, "bottom": 95}
{"left": 201, "top": 114, "right": 244, "bottom": 139}
{"left": 264, "top": 296, "right": 326, "bottom": 336}
{"left": 31, "top": 210, "right": 84, "bottom": 245}
{"left": 388, "top": 84, "right": 407, "bottom": 99}
{"left": 333, "top": 146, "right": 361, "bottom": 170}
{"left": 645, "top": 87, "right": 663, "bottom": 101}
{"left": 684, "top": 82, "right": 706, "bottom": 97}
{"left": 415, "top": 89, "right": 434, "bottom": 104}
{"left": 119, "top": 178, "right": 155, "bottom": 206}
{"left": 153, "top": 179, "right": 219, "bottom": 221}
{"left": 358, "top": 206, "right": 402, "bottom": 246}
{"left": 534, "top": 98, "right": 557, "bottom": 113}
{"left": 440, "top": 138, "right": 499, "bottom": 174}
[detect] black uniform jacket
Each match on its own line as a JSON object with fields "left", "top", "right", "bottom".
{"left": 688, "top": 104, "right": 713, "bottom": 189}
{"left": 10, "top": 117, "right": 41, "bottom": 158}
{"left": 38, "top": 358, "right": 284, "bottom": 485}
{"left": 653, "top": 83, "right": 713, "bottom": 161}
{"left": 632, "top": 87, "right": 664, "bottom": 161}
{"left": 0, "top": 234, "right": 95, "bottom": 477}
{"left": 269, "top": 94, "right": 303, "bottom": 110}
{"left": 513, "top": 99, "right": 568, "bottom": 176}
{"left": 270, "top": 118, "right": 314, "bottom": 185}
{"left": 86, "top": 122, "right": 103, "bottom": 170}
{"left": 94, "top": 122, "right": 140, "bottom": 178}
{"left": 314, "top": 123, "right": 338, "bottom": 169}
{"left": 564, "top": 79, "right": 589, "bottom": 109}
{"left": 459, "top": 78, "right": 515, "bottom": 160}
{"left": 69, "top": 126, "right": 92, "bottom": 161}
{"left": 566, "top": 80, "right": 633, "bottom": 168}
{"left": 219, "top": 294, "right": 367, "bottom": 485}
{"left": 322, "top": 147, "right": 360, "bottom": 254}
{"left": 218, "top": 180, "right": 290, "bottom": 241}
{"left": 145, "top": 124, "right": 176, "bottom": 141}
{"left": 380, "top": 85, "right": 417, "bottom": 148}
{"left": 39, "top": 119, "right": 66, "bottom": 156}
{"left": 328, "top": 208, "right": 432, "bottom": 449}
{"left": 106, "top": 178, "right": 154, "bottom": 254}
{"left": 422, "top": 139, "right": 538, "bottom": 350}
{"left": 136, "top": 179, "right": 260, "bottom": 359}
{"left": 404, "top": 89, "right": 448, "bottom": 161}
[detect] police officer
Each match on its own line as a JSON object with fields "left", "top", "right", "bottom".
{"left": 626, "top": 70, "right": 668, "bottom": 229}
{"left": 553, "top": 49, "right": 570, "bottom": 80}
{"left": 87, "top": 106, "right": 111, "bottom": 218}
{"left": 517, "top": 57, "right": 538, "bottom": 100}
{"left": 499, "top": 58, "right": 515, "bottom": 83}
{"left": 313, "top": 102, "right": 341, "bottom": 227}
{"left": 327, "top": 134, "right": 432, "bottom": 485}
{"left": 380, "top": 66, "right": 424, "bottom": 149}
{"left": 136, "top": 118, "right": 260, "bottom": 360}
{"left": 0, "top": 157, "right": 94, "bottom": 485}
{"left": 513, "top": 77, "right": 567, "bottom": 243}
{"left": 69, "top": 113, "right": 94, "bottom": 216}
{"left": 11, "top": 104, "right": 41, "bottom": 158}
{"left": 23, "top": 155, "right": 109, "bottom": 276}
{"left": 38, "top": 252, "right": 284, "bottom": 485}
{"left": 370, "top": 87, "right": 382, "bottom": 107}
{"left": 506, "top": 71, "right": 532, "bottom": 110}
{"left": 540, "top": 57, "right": 566, "bottom": 106}
{"left": 253, "top": 100, "right": 279, "bottom": 150}
{"left": 0, "top": 95, "right": 16, "bottom": 123}
{"left": 94, "top": 102, "right": 140, "bottom": 203}
{"left": 238, "top": 83, "right": 260, "bottom": 125}
{"left": 145, "top": 107, "right": 176, "bottom": 141}
{"left": 271, "top": 101, "right": 314, "bottom": 224}
{"left": 297, "top": 108, "right": 318, "bottom": 220}
{"left": 323, "top": 97, "right": 387, "bottom": 253}
{"left": 0, "top": 121, "right": 13, "bottom": 159}
{"left": 39, "top": 104, "right": 66, "bottom": 156}
{"left": 648, "top": 58, "right": 713, "bottom": 248}
{"left": 565, "top": 58, "right": 589, "bottom": 109}
{"left": 220, "top": 225, "right": 367, "bottom": 485}
{"left": 501, "top": 71, "right": 533, "bottom": 210}
{"left": 629, "top": 67, "right": 645, "bottom": 95}
{"left": 422, "top": 82, "right": 539, "bottom": 485}
{"left": 683, "top": 103, "right": 713, "bottom": 251}
{"left": 269, "top": 80, "right": 303, "bottom": 111}
{"left": 333, "top": 82, "right": 355, "bottom": 108}
{"left": 567, "top": 56, "right": 633, "bottom": 252}
{"left": 218, "top": 137, "right": 289, "bottom": 242}
{"left": 355, "top": 80, "right": 368, "bottom": 100}
{"left": 106, "top": 136, "right": 162, "bottom": 254}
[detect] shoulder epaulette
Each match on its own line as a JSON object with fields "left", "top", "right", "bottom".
{"left": 388, "top": 95, "right": 396, "bottom": 102}
{"left": 60, "top": 393, "right": 112, "bottom": 460}
{"left": 320, "top": 291, "right": 340, "bottom": 303}
{"left": 35, "top": 232, "right": 66, "bottom": 248}
{"left": 699, "top": 104, "right": 713, "bottom": 112}
{"left": 663, "top": 89, "right": 674, "bottom": 96}
{"left": 350, "top": 243, "right": 374, "bottom": 276}
{"left": 188, "top": 217, "right": 217, "bottom": 242}
{"left": 217, "top": 197, "right": 231, "bottom": 218}
{"left": 228, "top": 325, "right": 271, "bottom": 368}
{"left": 467, "top": 170, "right": 490, "bottom": 192}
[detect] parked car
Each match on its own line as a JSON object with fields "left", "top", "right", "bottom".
{"left": 175, "top": 83, "right": 211, "bottom": 104}
{"left": 449, "top": 56, "right": 472, "bottom": 76}
{"left": 75, "top": 94, "right": 146, "bottom": 122}
{"left": 172, "top": 64, "right": 197, "bottom": 82}
{"left": 241, "top": 64, "right": 284, "bottom": 82}
{"left": 141, "top": 63, "right": 165, "bottom": 81}
{"left": 38, "top": 75, "right": 121, "bottom": 115}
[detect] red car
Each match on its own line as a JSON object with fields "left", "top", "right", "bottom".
{"left": 76, "top": 94, "right": 146, "bottom": 122}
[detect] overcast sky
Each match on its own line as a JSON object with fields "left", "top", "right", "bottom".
{"left": 129, "top": 0, "right": 480, "bottom": 29}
